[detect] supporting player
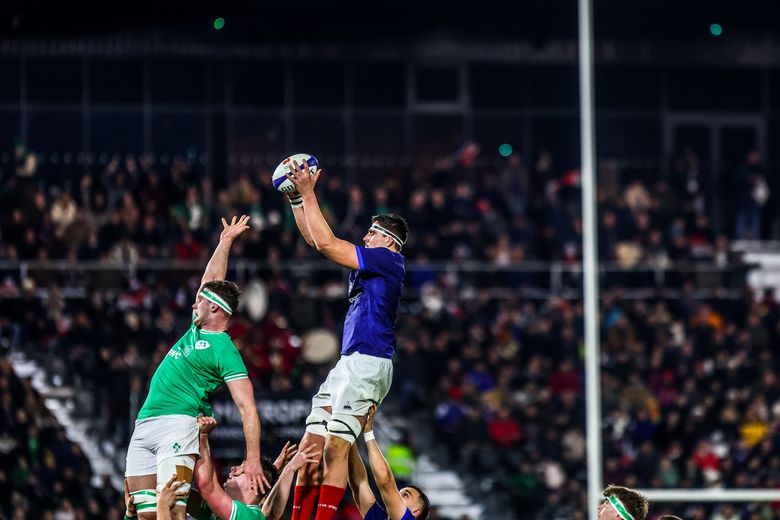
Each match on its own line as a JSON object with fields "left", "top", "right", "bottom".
{"left": 283, "top": 160, "right": 409, "bottom": 520}
{"left": 185, "top": 416, "right": 321, "bottom": 520}
{"left": 348, "top": 407, "right": 429, "bottom": 520}
{"left": 598, "top": 485, "right": 649, "bottom": 520}
{"left": 125, "top": 216, "right": 270, "bottom": 520}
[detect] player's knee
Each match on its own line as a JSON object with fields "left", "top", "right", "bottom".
{"left": 305, "top": 407, "right": 332, "bottom": 438}
{"left": 326, "top": 414, "right": 362, "bottom": 446}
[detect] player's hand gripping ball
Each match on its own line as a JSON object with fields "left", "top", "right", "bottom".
{"left": 272, "top": 153, "right": 318, "bottom": 193}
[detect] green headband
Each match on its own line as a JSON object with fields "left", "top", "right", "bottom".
{"left": 201, "top": 287, "right": 233, "bottom": 315}
{"left": 607, "top": 496, "right": 635, "bottom": 520}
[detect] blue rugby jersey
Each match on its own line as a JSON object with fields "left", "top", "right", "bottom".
{"left": 365, "top": 502, "right": 415, "bottom": 520}
{"left": 341, "top": 246, "right": 405, "bottom": 359}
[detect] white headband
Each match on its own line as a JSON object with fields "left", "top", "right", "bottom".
{"left": 201, "top": 288, "right": 233, "bottom": 315}
{"left": 370, "top": 223, "right": 405, "bottom": 249}
{"left": 607, "top": 496, "right": 635, "bottom": 520}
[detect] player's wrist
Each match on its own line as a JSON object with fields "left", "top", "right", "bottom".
{"left": 363, "top": 430, "right": 375, "bottom": 442}
{"left": 287, "top": 192, "right": 303, "bottom": 208}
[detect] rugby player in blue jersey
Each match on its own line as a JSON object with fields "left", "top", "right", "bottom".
{"left": 348, "top": 406, "right": 429, "bottom": 520}
{"left": 283, "top": 160, "right": 409, "bottom": 520}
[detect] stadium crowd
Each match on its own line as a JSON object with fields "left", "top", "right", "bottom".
{"left": 0, "top": 144, "right": 775, "bottom": 519}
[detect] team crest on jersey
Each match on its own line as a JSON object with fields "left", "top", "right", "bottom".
{"left": 195, "top": 340, "right": 211, "bottom": 350}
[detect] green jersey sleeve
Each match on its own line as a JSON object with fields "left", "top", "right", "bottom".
{"left": 216, "top": 339, "right": 249, "bottom": 383}
{"left": 229, "top": 500, "right": 266, "bottom": 520}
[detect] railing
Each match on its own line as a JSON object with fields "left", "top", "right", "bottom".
{"left": 0, "top": 259, "right": 751, "bottom": 300}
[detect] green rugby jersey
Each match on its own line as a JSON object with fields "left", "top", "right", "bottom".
{"left": 195, "top": 500, "right": 266, "bottom": 520}
{"left": 137, "top": 322, "right": 248, "bottom": 420}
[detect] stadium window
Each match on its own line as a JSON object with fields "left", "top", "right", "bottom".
{"left": 527, "top": 65, "right": 579, "bottom": 108}
{"left": 354, "top": 115, "right": 405, "bottom": 156}
{"left": 231, "top": 60, "right": 284, "bottom": 106}
{"left": 353, "top": 62, "right": 405, "bottom": 107}
{"left": 151, "top": 58, "right": 207, "bottom": 104}
{"left": 293, "top": 62, "right": 344, "bottom": 106}
{"left": 0, "top": 58, "right": 20, "bottom": 101}
{"left": 0, "top": 111, "right": 20, "bottom": 149}
{"left": 151, "top": 113, "right": 205, "bottom": 155}
{"left": 473, "top": 116, "right": 524, "bottom": 154}
{"left": 595, "top": 65, "right": 661, "bottom": 109}
{"left": 27, "top": 58, "right": 82, "bottom": 103}
{"left": 669, "top": 66, "right": 760, "bottom": 111}
{"left": 415, "top": 67, "right": 459, "bottom": 103}
{"left": 89, "top": 59, "right": 144, "bottom": 104}
{"left": 230, "top": 114, "right": 285, "bottom": 165}
{"left": 411, "top": 115, "right": 464, "bottom": 157}
{"left": 28, "top": 111, "right": 82, "bottom": 152}
{"left": 90, "top": 112, "right": 144, "bottom": 155}
{"left": 470, "top": 64, "right": 527, "bottom": 108}
{"left": 293, "top": 114, "right": 345, "bottom": 159}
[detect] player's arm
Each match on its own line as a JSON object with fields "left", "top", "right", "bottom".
{"left": 156, "top": 475, "right": 187, "bottom": 520}
{"left": 226, "top": 377, "right": 269, "bottom": 493}
{"left": 364, "top": 410, "right": 409, "bottom": 520}
{"left": 262, "top": 443, "right": 321, "bottom": 520}
{"left": 285, "top": 161, "right": 360, "bottom": 270}
{"left": 285, "top": 191, "right": 315, "bottom": 247}
{"left": 200, "top": 215, "right": 251, "bottom": 288}
{"left": 194, "top": 417, "right": 236, "bottom": 520}
{"left": 348, "top": 442, "right": 378, "bottom": 517}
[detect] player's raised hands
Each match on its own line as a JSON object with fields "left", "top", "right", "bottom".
{"left": 198, "top": 415, "right": 218, "bottom": 435}
{"left": 287, "top": 442, "right": 321, "bottom": 473}
{"left": 285, "top": 159, "right": 321, "bottom": 196}
{"left": 244, "top": 457, "right": 271, "bottom": 496}
{"left": 219, "top": 215, "right": 251, "bottom": 243}
{"left": 364, "top": 404, "right": 377, "bottom": 433}
{"left": 158, "top": 474, "right": 188, "bottom": 511}
{"left": 273, "top": 441, "right": 299, "bottom": 472}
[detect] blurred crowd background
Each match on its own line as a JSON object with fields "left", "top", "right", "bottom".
{"left": 3, "top": 1, "right": 780, "bottom": 519}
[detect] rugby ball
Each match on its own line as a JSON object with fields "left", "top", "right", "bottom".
{"left": 272, "top": 153, "right": 319, "bottom": 193}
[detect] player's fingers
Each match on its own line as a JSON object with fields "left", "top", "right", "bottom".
{"left": 231, "top": 216, "right": 237, "bottom": 226}
{"left": 170, "top": 480, "right": 185, "bottom": 490}
{"left": 165, "top": 474, "right": 177, "bottom": 488}
{"left": 221, "top": 217, "right": 228, "bottom": 228}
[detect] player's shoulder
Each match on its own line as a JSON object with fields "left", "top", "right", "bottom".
{"left": 365, "top": 502, "right": 389, "bottom": 520}
{"left": 198, "top": 329, "right": 236, "bottom": 348}
{"left": 231, "top": 500, "right": 265, "bottom": 520}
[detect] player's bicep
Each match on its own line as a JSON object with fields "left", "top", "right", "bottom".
{"left": 379, "top": 490, "right": 409, "bottom": 520}
{"left": 226, "top": 377, "right": 255, "bottom": 411}
{"left": 319, "top": 240, "right": 360, "bottom": 270}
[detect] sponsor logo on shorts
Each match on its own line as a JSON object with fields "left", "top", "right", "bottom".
{"left": 343, "top": 402, "right": 352, "bottom": 411}
{"left": 173, "top": 442, "right": 181, "bottom": 453}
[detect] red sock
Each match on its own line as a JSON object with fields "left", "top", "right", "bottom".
{"left": 313, "top": 485, "right": 347, "bottom": 520}
{"left": 292, "top": 485, "right": 319, "bottom": 520}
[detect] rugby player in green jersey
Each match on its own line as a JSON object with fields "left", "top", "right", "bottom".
{"left": 125, "top": 215, "right": 270, "bottom": 520}
{"left": 153, "top": 416, "right": 321, "bottom": 520}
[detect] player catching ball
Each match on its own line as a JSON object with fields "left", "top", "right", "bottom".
{"left": 125, "top": 216, "right": 270, "bottom": 520}
{"left": 282, "top": 160, "right": 409, "bottom": 520}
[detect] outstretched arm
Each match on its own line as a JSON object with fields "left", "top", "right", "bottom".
{"left": 226, "top": 377, "right": 269, "bottom": 495}
{"left": 285, "top": 191, "right": 315, "bottom": 247}
{"left": 263, "top": 443, "right": 321, "bottom": 520}
{"left": 364, "top": 410, "right": 409, "bottom": 520}
{"left": 348, "top": 442, "right": 378, "bottom": 518}
{"left": 200, "top": 215, "right": 251, "bottom": 287}
{"left": 194, "top": 417, "right": 236, "bottom": 520}
{"left": 285, "top": 162, "right": 359, "bottom": 270}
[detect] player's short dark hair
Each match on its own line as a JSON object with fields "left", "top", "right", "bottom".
{"left": 603, "top": 484, "right": 649, "bottom": 520}
{"left": 202, "top": 280, "right": 240, "bottom": 316}
{"left": 372, "top": 214, "right": 409, "bottom": 249}
{"left": 659, "top": 516, "right": 683, "bottom": 520}
{"left": 407, "top": 485, "right": 430, "bottom": 520}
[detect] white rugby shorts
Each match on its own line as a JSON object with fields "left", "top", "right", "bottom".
{"left": 311, "top": 352, "right": 393, "bottom": 416}
{"left": 125, "top": 415, "right": 199, "bottom": 477}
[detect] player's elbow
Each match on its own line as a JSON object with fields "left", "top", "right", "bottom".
{"left": 313, "top": 236, "right": 334, "bottom": 253}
